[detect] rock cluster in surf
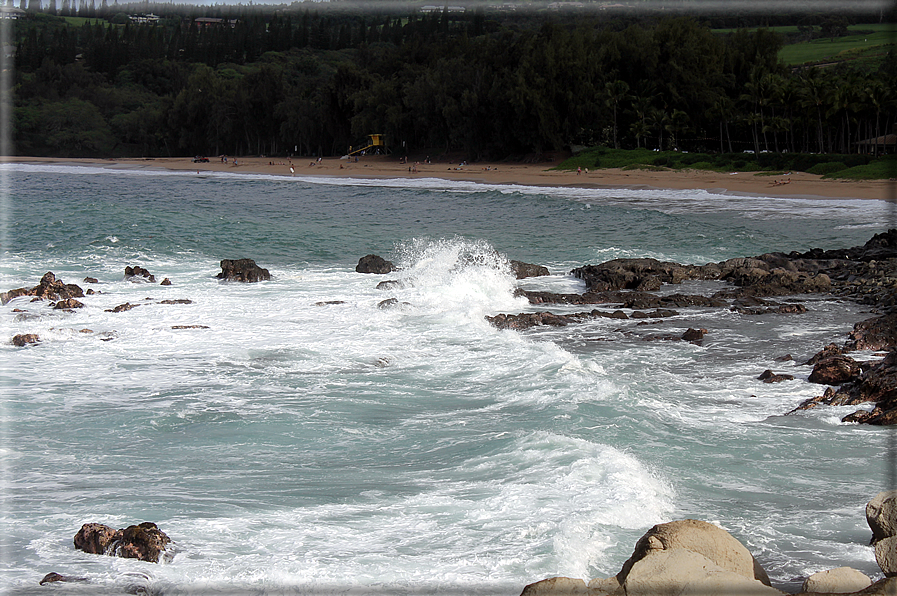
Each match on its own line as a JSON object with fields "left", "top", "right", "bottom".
{"left": 521, "top": 494, "right": 895, "bottom": 596}
{"left": 487, "top": 229, "right": 897, "bottom": 426}
{"left": 73, "top": 522, "right": 171, "bottom": 563}
{"left": 217, "top": 258, "right": 271, "bottom": 282}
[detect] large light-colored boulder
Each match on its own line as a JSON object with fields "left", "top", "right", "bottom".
{"left": 587, "top": 576, "right": 622, "bottom": 596}
{"left": 867, "top": 491, "right": 897, "bottom": 543}
{"left": 519, "top": 576, "right": 588, "bottom": 596}
{"left": 874, "top": 535, "right": 897, "bottom": 577}
{"left": 801, "top": 567, "right": 872, "bottom": 593}
{"left": 616, "top": 519, "right": 771, "bottom": 586}
{"left": 622, "top": 549, "right": 783, "bottom": 596}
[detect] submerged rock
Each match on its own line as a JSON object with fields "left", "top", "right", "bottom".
{"left": 217, "top": 259, "right": 271, "bottom": 282}
{"left": 39, "top": 572, "right": 89, "bottom": 585}
{"left": 758, "top": 370, "right": 795, "bottom": 383}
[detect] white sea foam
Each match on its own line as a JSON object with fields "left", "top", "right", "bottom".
{"left": 3, "top": 167, "right": 891, "bottom": 595}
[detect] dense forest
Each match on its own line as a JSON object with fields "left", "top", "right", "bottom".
{"left": 7, "top": 1, "right": 897, "bottom": 160}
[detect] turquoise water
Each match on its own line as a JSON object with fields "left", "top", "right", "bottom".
{"left": 1, "top": 164, "right": 895, "bottom": 595}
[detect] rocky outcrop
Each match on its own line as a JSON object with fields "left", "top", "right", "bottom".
{"left": 356, "top": 254, "right": 395, "bottom": 274}
{"left": 504, "top": 231, "right": 897, "bottom": 424}
{"left": 615, "top": 520, "right": 771, "bottom": 587}
{"left": 522, "top": 519, "right": 777, "bottom": 596}
{"left": 53, "top": 298, "right": 84, "bottom": 310}
{"left": 867, "top": 490, "right": 897, "bottom": 543}
{"left": 74, "top": 522, "right": 171, "bottom": 563}
{"left": 510, "top": 260, "right": 550, "bottom": 279}
{"left": 808, "top": 354, "right": 862, "bottom": 385}
{"left": 571, "top": 259, "right": 713, "bottom": 292}
{"left": 1, "top": 272, "right": 84, "bottom": 305}
{"left": 793, "top": 350, "right": 897, "bottom": 424}
{"left": 125, "top": 266, "right": 155, "bottom": 283}
{"left": 520, "top": 503, "right": 897, "bottom": 596}
{"left": 846, "top": 314, "right": 897, "bottom": 351}
{"left": 11, "top": 333, "right": 40, "bottom": 347}
{"left": 867, "top": 490, "right": 897, "bottom": 577}
{"left": 217, "top": 259, "right": 270, "bottom": 282}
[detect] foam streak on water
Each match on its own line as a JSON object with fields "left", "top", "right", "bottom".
{"left": 1, "top": 165, "right": 893, "bottom": 595}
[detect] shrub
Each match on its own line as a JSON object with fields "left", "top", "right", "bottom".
{"left": 808, "top": 162, "right": 848, "bottom": 175}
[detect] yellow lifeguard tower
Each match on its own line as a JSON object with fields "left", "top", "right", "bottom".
{"left": 345, "top": 134, "right": 388, "bottom": 157}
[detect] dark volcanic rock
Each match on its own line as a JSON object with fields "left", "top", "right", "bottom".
{"left": 758, "top": 370, "right": 795, "bottom": 383}
{"left": 11, "top": 333, "right": 40, "bottom": 347}
{"left": 160, "top": 278, "right": 172, "bottom": 286}
{"left": 115, "top": 522, "right": 171, "bottom": 562}
{"left": 681, "top": 328, "right": 707, "bottom": 343}
{"left": 53, "top": 298, "right": 84, "bottom": 310}
{"left": 571, "top": 258, "right": 711, "bottom": 292}
{"left": 217, "top": 259, "right": 271, "bottom": 282}
{"left": 73, "top": 523, "right": 119, "bottom": 555}
{"left": 509, "top": 260, "right": 550, "bottom": 279}
{"left": 808, "top": 355, "right": 862, "bottom": 385}
{"left": 356, "top": 254, "right": 395, "bottom": 274}
{"left": 74, "top": 522, "right": 171, "bottom": 563}
{"left": 106, "top": 302, "right": 139, "bottom": 313}
{"left": 125, "top": 266, "right": 156, "bottom": 283}
{"left": 846, "top": 314, "right": 897, "bottom": 351}
{"left": 805, "top": 344, "right": 846, "bottom": 366}
{"left": 83, "top": 277, "right": 98, "bottom": 284}
{"left": 1, "top": 272, "right": 84, "bottom": 305}
{"left": 791, "top": 350, "right": 897, "bottom": 424}
{"left": 160, "top": 299, "right": 192, "bottom": 305}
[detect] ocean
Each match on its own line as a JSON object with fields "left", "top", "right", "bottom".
{"left": 1, "top": 163, "right": 895, "bottom": 595}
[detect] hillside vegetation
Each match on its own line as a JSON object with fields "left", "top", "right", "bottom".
{"left": 9, "top": 3, "right": 897, "bottom": 162}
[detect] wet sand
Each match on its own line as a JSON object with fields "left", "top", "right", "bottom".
{"left": 9, "top": 155, "right": 897, "bottom": 202}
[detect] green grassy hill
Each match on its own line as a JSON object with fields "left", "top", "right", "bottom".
{"left": 778, "top": 23, "right": 896, "bottom": 68}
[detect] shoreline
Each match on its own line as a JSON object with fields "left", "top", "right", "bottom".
{"left": 7, "top": 155, "right": 897, "bottom": 203}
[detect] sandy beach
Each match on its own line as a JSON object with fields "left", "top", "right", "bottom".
{"left": 8, "top": 155, "right": 897, "bottom": 203}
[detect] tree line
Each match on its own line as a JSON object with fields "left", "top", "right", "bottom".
{"left": 10, "top": 5, "right": 897, "bottom": 160}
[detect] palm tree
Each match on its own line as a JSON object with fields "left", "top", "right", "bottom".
{"left": 667, "top": 109, "right": 690, "bottom": 151}
{"left": 864, "top": 80, "right": 891, "bottom": 157}
{"left": 649, "top": 108, "right": 669, "bottom": 151}
{"left": 603, "top": 79, "right": 630, "bottom": 150}
{"left": 798, "top": 68, "right": 827, "bottom": 154}
{"left": 706, "top": 95, "right": 735, "bottom": 153}
{"left": 629, "top": 120, "right": 650, "bottom": 149}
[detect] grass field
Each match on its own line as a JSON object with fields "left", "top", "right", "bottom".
{"left": 778, "top": 23, "right": 897, "bottom": 67}
{"left": 556, "top": 147, "right": 895, "bottom": 179}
